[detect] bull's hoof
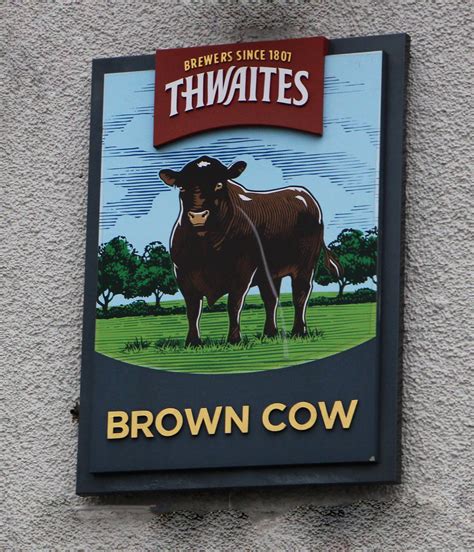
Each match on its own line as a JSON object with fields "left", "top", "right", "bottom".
{"left": 227, "top": 335, "right": 241, "bottom": 345}
{"left": 185, "top": 338, "right": 202, "bottom": 347}
{"left": 291, "top": 329, "right": 308, "bottom": 338}
{"left": 263, "top": 328, "right": 278, "bottom": 338}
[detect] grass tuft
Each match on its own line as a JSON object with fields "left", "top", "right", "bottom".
{"left": 253, "top": 328, "right": 324, "bottom": 342}
{"left": 153, "top": 335, "right": 254, "bottom": 353}
{"left": 123, "top": 337, "right": 151, "bottom": 352}
{"left": 134, "top": 330, "right": 326, "bottom": 353}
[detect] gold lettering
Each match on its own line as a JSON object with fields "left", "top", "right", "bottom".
{"left": 185, "top": 406, "right": 223, "bottom": 436}
{"left": 130, "top": 410, "right": 154, "bottom": 438}
{"left": 107, "top": 411, "right": 129, "bottom": 439}
{"left": 262, "top": 403, "right": 286, "bottom": 432}
{"left": 288, "top": 401, "right": 317, "bottom": 431}
{"left": 318, "top": 400, "right": 359, "bottom": 429}
{"left": 224, "top": 405, "right": 249, "bottom": 434}
{"left": 155, "top": 408, "right": 183, "bottom": 437}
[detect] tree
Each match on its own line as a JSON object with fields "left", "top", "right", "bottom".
{"left": 97, "top": 236, "right": 139, "bottom": 312}
{"left": 314, "top": 228, "right": 378, "bottom": 296}
{"left": 363, "top": 227, "right": 378, "bottom": 284}
{"left": 127, "top": 241, "right": 178, "bottom": 309}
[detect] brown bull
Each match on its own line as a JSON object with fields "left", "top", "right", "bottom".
{"left": 159, "top": 156, "right": 341, "bottom": 345}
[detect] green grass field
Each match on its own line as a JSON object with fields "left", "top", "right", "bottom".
{"left": 95, "top": 292, "right": 377, "bottom": 374}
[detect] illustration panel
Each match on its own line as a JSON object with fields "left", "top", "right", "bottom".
{"left": 95, "top": 52, "right": 382, "bottom": 374}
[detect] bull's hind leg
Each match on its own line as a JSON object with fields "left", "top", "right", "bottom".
{"left": 259, "top": 276, "right": 282, "bottom": 338}
{"left": 184, "top": 294, "right": 203, "bottom": 346}
{"left": 227, "top": 269, "right": 257, "bottom": 344}
{"left": 291, "top": 270, "right": 314, "bottom": 337}
{"left": 227, "top": 291, "right": 246, "bottom": 344}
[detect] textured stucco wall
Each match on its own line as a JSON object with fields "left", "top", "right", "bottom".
{"left": 2, "top": 0, "right": 473, "bottom": 549}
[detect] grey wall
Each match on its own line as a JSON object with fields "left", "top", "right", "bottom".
{"left": 3, "top": 0, "right": 472, "bottom": 549}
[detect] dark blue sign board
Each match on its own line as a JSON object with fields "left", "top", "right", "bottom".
{"left": 77, "top": 33, "right": 409, "bottom": 495}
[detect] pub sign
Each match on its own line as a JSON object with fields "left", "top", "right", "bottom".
{"left": 77, "top": 33, "right": 409, "bottom": 494}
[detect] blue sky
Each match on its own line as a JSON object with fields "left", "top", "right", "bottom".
{"left": 99, "top": 51, "right": 383, "bottom": 303}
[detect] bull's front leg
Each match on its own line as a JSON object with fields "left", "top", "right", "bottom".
{"left": 183, "top": 293, "right": 203, "bottom": 347}
{"left": 259, "top": 276, "right": 282, "bottom": 338}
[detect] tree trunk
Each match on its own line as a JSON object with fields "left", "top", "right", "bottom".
{"left": 338, "top": 280, "right": 346, "bottom": 298}
{"left": 154, "top": 292, "right": 164, "bottom": 313}
{"left": 99, "top": 291, "right": 113, "bottom": 313}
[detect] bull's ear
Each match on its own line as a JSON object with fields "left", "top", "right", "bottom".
{"left": 159, "top": 169, "right": 179, "bottom": 186}
{"left": 227, "top": 161, "right": 247, "bottom": 179}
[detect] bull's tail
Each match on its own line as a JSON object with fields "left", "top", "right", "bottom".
{"left": 322, "top": 244, "right": 343, "bottom": 279}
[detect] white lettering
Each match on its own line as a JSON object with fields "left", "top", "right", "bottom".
{"left": 182, "top": 73, "right": 205, "bottom": 112}
{"left": 207, "top": 67, "right": 236, "bottom": 105}
{"left": 277, "top": 68, "right": 293, "bottom": 105}
{"left": 293, "top": 70, "right": 309, "bottom": 106}
{"left": 259, "top": 66, "right": 278, "bottom": 103}
{"left": 224, "top": 66, "right": 248, "bottom": 105}
{"left": 164, "top": 66, "right": 312, "bottom": 115}
{"left": 165, "top": 78, "right": 184, "bottom": 117}
{"left": 248, "top": 66, "right": 258, "bottom": 101}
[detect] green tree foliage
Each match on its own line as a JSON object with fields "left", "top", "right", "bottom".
{"left": 97, "top": 236, "right": 140, "bottom": 312}
{"left": 315, "top": 227, "right": 378, "bottom": 296}
{"left": 126, "top": 241, "right": 178, "bottom": 309}
{"left": 364, "top": 227, "right": 378, "bottom": 284}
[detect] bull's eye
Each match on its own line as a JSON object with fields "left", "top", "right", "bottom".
{"left": 215, "top": 182, "right": 223, "bottom": 191}
{"left": 178, "top": 187, "right": 185, "bottom": 192}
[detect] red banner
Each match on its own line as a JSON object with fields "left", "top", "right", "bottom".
{"left": 154, "top": 37, "right": 328, "bottom": 147}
